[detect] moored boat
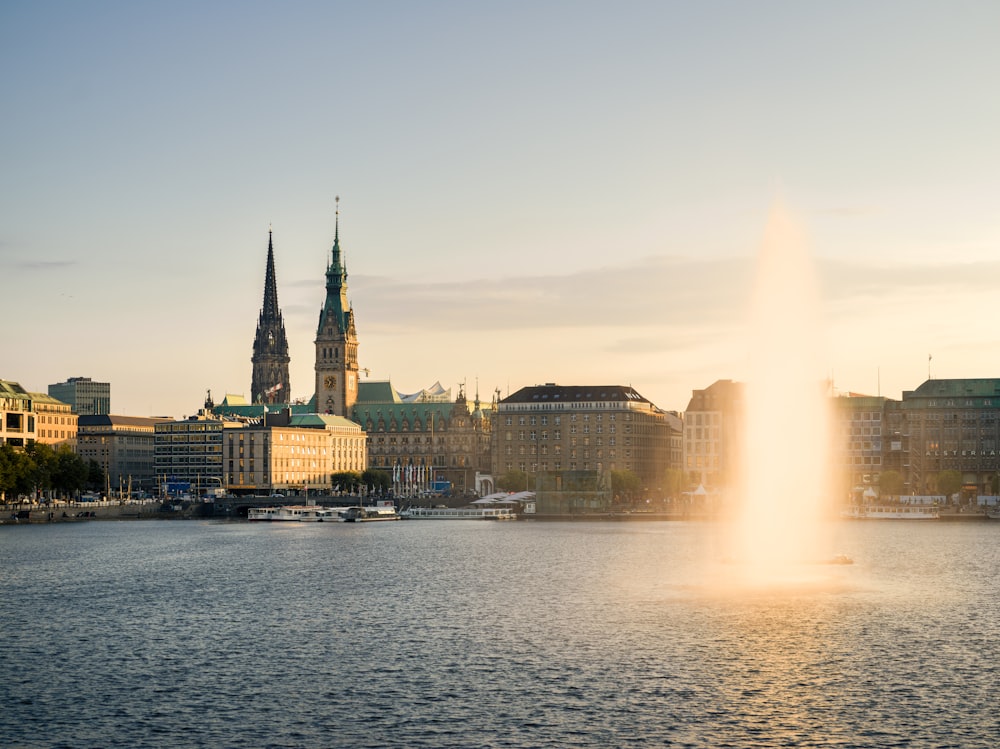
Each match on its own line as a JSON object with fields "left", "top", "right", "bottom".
{"left": 841, "top": 505, "right": 939, "bottom": 520}
{"left": 400, "top": 506, "right": 516, "bottom": 520}
{"left": 248, "top": 505, "right": 337, "bottom": 522}
{"left": 340, "top": 500, "right": 400, "bottom": 522}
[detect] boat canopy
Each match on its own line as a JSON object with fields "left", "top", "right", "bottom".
{"left": 472, "top": 491, "right": 535, "bottom": 504}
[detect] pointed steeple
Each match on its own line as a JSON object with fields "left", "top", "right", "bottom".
{"left": 319, "top": 195, "right": 352, "bottom": 335}
{"left": 252, "top": 227, "right": 291, "bottom": 404}
{"left": 262, "top": 226, "right": 281, "bottom": 319}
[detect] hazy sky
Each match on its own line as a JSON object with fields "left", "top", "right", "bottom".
{"left": 4, "top": 1, "right": 1000, "bottom": 418}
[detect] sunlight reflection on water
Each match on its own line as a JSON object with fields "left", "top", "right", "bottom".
{"left": 1, "top": 520, "right": 998, "bottom": 748}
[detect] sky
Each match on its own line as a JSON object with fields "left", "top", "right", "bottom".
{"left": 3, "top": 1, "right": 1000, "bottom": 418}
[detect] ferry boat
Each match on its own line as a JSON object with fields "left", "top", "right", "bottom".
{"left": 339, "top": 501, "right": 400, "bottom": 522}
{"left": 400, "top": 506, "right": 516, "bottom": 520}
{"left": 248, "top": 505, "right": 337, "bottom": 522}
{"left": 841, "top": 505, "right": 939, "bottom": 520}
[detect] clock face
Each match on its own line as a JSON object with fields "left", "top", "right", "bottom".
{"left": 324, "top": 375, "right": 336, "bottom": 388}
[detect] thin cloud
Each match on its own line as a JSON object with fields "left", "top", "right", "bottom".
{"left": 2, "top": 258, "right": 77, "bottom": 271}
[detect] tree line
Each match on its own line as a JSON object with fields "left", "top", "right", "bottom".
{"left": 0, "top": 443, "right": 105, "bottom": 501}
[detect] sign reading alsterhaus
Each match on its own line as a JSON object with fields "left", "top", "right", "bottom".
{"left": 900, "top": 378, "right": 1000, "bottom": 496}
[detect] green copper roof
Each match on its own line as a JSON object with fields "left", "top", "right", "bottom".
{"left": 211, "top": 402, "right": 314, "bottom": 419}
{"left": 906, "top": 378, "right": 1000, "bottom": 399}
{"left": 289, "top": 413, "right": 361, "bottom": 430}
{"left": 0, "top": 380, "right": 31, "bottom": 398}
{"left": 317, "top": 202, "right": 352, "bottom": 336}
{"left": 357, "top": 380, "right": 402, "bottom": 404}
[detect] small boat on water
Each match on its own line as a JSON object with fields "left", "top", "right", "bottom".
{"left": 248, "top": 505, "right": 337, "bottom": 522}
{"left": 400, "top": 506, "right": 516, "bottom": 520}
{"left": 841, "top": 505, "right": 939, "bottom": 520}
{"left": 340, "top": 500, "right": 400, "bottom": 522}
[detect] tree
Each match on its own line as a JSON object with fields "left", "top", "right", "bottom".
{"left": 362, "top": 468, "right": 391, "bottom": 494}
{"left": 0, "top": 443, "right": 36, "bottom": 499}
{"left": 53, "top": 446, "right": 88, "bottom": 495}
{"left": 936, "top": 469, "right": 962, "bottom": 504}
{"left": 86, "top": 460, "right": 105, "bottom": 492}
{"left": 609, "top": 469, "right": 641, "bottom": 502}
{"left": 332, "top": 471, "right": 362, "bottom": 493}
{"left": 497, "top": 469, "right": 530, "bottom": 492}
{"left": 25, "top": 442, "right": 56, "bottom": 497}
{"left": 663, "top": 468, "right": 686, "bottom": 499}
{"left": 878, "top": 470, "right": 904, "bottom": 498}
{"left": 0, "top": 443, "right": 23, "bottom": 499}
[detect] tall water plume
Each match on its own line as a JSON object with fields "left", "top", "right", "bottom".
{"left": 730, "top": 202, "right": 833, "bottom": 581}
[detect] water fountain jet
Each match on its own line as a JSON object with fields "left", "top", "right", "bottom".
{"left": 727, "top": 202, "right": 836, "bottom": 584}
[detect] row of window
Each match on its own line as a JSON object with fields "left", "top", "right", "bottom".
{"left": 37, "top": 429, "right": 72, "bottom": 439}
{"left": 504, "top": 413, "right": 630, "bottom": 427}
{"left": 505, "top": 461, "right": 631, "bottom": 473}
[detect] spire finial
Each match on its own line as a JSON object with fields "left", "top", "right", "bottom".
{"left": 335, "top": 195, "right": 340, "bottom": 242}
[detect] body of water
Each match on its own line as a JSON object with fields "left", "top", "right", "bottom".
{"left": 2, "top": 518, "right": 999, "bottom": 748}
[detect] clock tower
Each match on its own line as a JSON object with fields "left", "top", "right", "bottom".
{"left": 314, "top": 197, "right": 359, "bottom": 416}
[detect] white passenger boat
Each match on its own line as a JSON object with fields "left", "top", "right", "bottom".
{"left": 248, "top": 505, "right": 337, "bottom": 522}
{"left": 340, "top": 501, "right": 400, "bottom": 522}
{"left": 841, "top": 505, "right": 939, "bottom": 520}
{"left": 400, "top": 506, "right": 516, "bottom": 520}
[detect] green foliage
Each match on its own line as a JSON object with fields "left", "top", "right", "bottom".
{"left": 0, "top": 442, "right": 92, "bottom": 499}
{"left": 0, "top": 443, "right": 25, "bottom": 496}
{"left": 497, "top": 469, "right": 530, "bottom": 492}
{"left": 936, "top": 469, "right": 963, "bottom": 500}
{"left": 609, "top": 469, "right": 641, "bottom": 497}
{"left": 878, "top": 470, "right": 904, "bottom": 497}
{"left": 663, "top": 468, "right": 686, "bottom": 498}
{"left": 362, "top": 468, "right": 391, "bottom": 492}
{"left": 86, "top": 460, "right": 105, "bottom": 491}
{"left": 332, "top": 471, "right": 362, "bottom": 492}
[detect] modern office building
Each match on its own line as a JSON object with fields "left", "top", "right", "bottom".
{"left": 250, "top": 229, "right": 291, "bottom": 405}
{"left": 48, "top": 377, "right": 110, "bottom": 416}
{"left": 154, "top": 413, "right": 242, "bottom": 496}
{"left": 77, "top": 415, "right": 172, "bottom": 495}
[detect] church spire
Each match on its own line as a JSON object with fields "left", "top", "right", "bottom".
{"left": 251, "top": 227, "right": 291, "bottom": 405}
{"left": 262, "top": 226, "right": 280, "bottom": 319}
{"left": 320, "top": 196, "right": 351, "bottom": 335}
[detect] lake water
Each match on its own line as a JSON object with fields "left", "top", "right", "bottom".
{"left": 2, "top": 518, "right": 999, "bottom": 748}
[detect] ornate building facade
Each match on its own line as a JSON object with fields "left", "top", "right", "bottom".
{"left": 250, "top": 230, "right": 291, "bottom": 405}
{"left": 352, "top": 381, "right": 492, "bottom": 497}
{"left": 314, "top": 199, "right": 360, "bottom": 417}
